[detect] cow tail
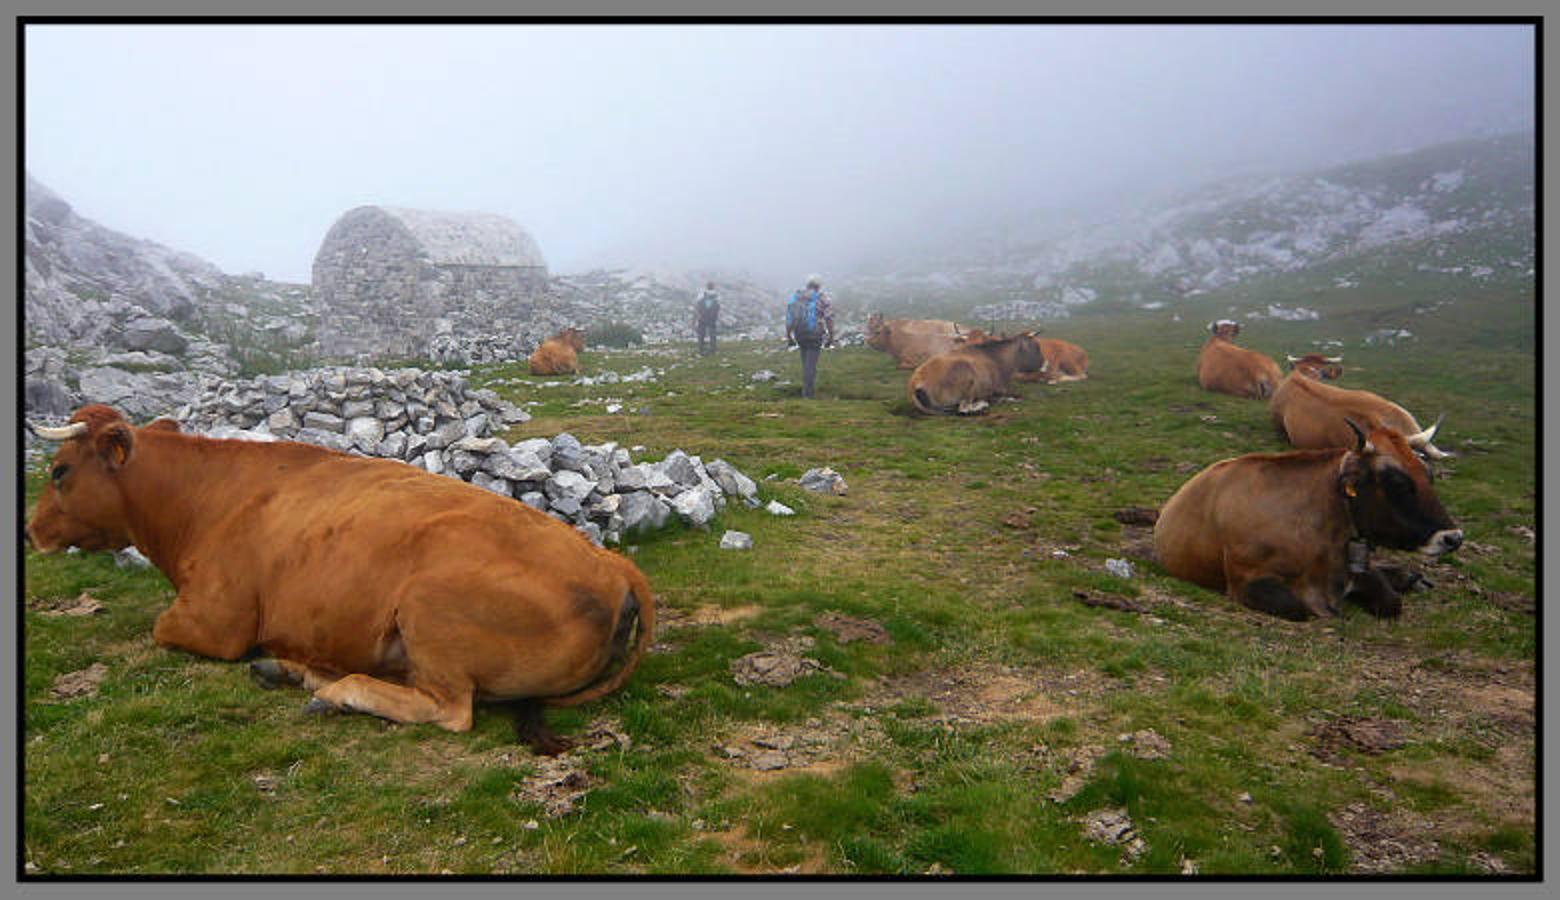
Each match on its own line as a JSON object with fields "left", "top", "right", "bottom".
{"left": 544, "top": 567, "right": 656, "bottom": 709}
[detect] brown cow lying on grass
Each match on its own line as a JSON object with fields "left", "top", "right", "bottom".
{"left": 906, "top": 333, "right": 1043, "bottom": 415}
{"left": 26, "top": 404, "right": 654, "bottom": 754}
{"left": 529, "top": 327, "right": 586, "bottom": 375}
{"left": 1014, "top": 336, "right": 1089, "bottom": 384}
{"left": 1197, "top": 320, "right": 1283, "bottom": 399}
{"left": 1269, "top": 364, "right": 1451, "bottom": 459}
{"left": 1154, "top": 420, "right": 1462, "bottom": 620}
{"left": 1284, "top": 353, "right": 1344, "bottom": 382}
{"left": 865, "top": 313, "right": 981, "bottom": 369}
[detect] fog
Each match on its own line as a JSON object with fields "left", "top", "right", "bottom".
{"left": 25, "top": 23, "right": 1534, "bottom": 288}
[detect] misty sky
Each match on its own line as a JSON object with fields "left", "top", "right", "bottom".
{"left": 25, "top": 23, "right": 1534, "bottom": 287}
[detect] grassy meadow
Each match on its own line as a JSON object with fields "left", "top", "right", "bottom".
{"left": 20, "top": 269, "right": 1536, "bottom": 876}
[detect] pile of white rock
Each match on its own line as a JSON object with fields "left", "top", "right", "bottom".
{"left": 166, "top": 365, "right": 763, "bottom": 547}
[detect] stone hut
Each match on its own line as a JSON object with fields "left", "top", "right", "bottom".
{"left": 312, "top": 206, "right": 550, "bottom": 360}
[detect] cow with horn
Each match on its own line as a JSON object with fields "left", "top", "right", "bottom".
{"left": 26, "top": 404, "right": 655, "bottom": 755}
{"left": 1154, "top": 418, "right": 1462, "bottom": 620}
{"left": 1269, "top": 363, "right": 1451, "bottom": 459}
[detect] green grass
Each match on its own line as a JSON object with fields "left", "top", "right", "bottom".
{"left": 21, "top": 274, "right": 1535, "bottom": 876}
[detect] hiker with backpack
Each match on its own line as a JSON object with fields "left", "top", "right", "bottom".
{"left": 785, "top": 274, "right": 836, "bottom": 399}
{"left": 693, "top": 281, "right": 721, "bottom": 355}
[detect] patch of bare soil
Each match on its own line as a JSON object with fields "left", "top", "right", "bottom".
{"left": 1114, "top": 525, "right": 1159, "bottom": 566}
{"left": 1308, "top": 716, "right": 1407, "bottom": 764}
{"left": 1073, "top": 591, "right": 1148, "bottom": 615}
{"left": 713, "top": 713, "right": 890, "bottom": 780}
{"left": 659, "top": 604, "right": 763, "bottom": 629}
{"left": 503, "top": 720, "right": 631, "bottom": 818}
{"left": 1328, "top": 802, "right": 1441, "bottom": 874}
{"left": 853, "top": 662, "right": 1114, "bottom": 728}
{"left": 49, "top": 663, "right": 108, "bottom": 699}
{"left": 813, "top": 612, "right": 891, "bottom": 645}
{"left": 1483, "top": 591, "right": 1536, "bottom": 615}
{"left": 1113, "top": 506, "right": 1160, "bottom": 526}
{"left": 700, "top": 825, "right": 831, "bottom": 874}
{"left": 1038, "top": 744, "right": 1107, "bottom": 803}
{"left": 1329, "top": 644, "right": 1536, "bottom": 871}
{"left": 30, "top": 592, "right": 104, "bottom": 617}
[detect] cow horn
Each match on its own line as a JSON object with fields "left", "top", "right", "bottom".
{"left": 1343, "top": 418, "right": 1374, "bottom": 454}
{"left": 1324, "top": 356, "right": 1344, "bottom": 364}
{"left": 1286, "top": 354, "right": 1300, "bottom": 365}
{"left": 1405, "top": 413, "right": 1442, "bottom": 446}
{"left": 27, "top": 420, "right": 88, "bottom": 441}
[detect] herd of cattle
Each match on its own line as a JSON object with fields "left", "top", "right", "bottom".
{"left": 869, "top": 313, "right": 1461, "bottom": 622}
{"left": 24, "top": 313, "right": 1462, "bottom": 749}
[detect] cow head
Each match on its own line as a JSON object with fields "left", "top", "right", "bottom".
{"left": 1286, "top": 353, "right": 1344, "bottom": 381}
{"left": 865, "top": 313, "right": 890, "bottom": 350}
{"left": 1336, "top": 419, "right": 1462, "bottom": 557}
{"left": 560, "top": 327, "right": 586, "bottom": 352}
{"left": 26, "top": 404, "right": 139, "bottom": 554}
{"left": 1209, "top": 320, "right": 1240, "bottom": 340}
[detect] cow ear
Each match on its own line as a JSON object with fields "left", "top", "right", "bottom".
{"left": 144, "top": 417, "right": 181, "bottom": 433}
{"left": 1337, "top": 452, "right": 1366, "bottom": 499}
{"left": 94, "top": 422, "right": 135, "bottom": 470}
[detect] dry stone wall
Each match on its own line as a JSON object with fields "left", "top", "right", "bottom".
{"left": 173, "top": 366, "right": 761, "bottom": 547}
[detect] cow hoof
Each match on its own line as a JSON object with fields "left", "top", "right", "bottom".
{"left": 249, "top": 659, "right": 287, "bottom": 690}
{"left": 302, "top": 697, "right": 340, "bottom": 716}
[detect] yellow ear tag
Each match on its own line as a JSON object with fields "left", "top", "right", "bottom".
{"left": 1344, "top": 484, "right": 1357, "bottom": 498}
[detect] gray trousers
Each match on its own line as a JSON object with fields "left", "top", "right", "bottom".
{"left": 696, "top": 319, "right": 717, "bottom": 353}
{"left": 798, "top": 341, "right": 822, "bottom": 397}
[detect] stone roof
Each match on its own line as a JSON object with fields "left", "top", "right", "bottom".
{"left": 377, "top": 206, "right": 547, "bottom": 268}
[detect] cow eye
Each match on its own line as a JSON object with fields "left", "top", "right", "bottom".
{"left": 50, "top": 464, "right": 69, "bottom": 483}
{"left": 1382, "top": 469, "right": 1416, "bottom": 496}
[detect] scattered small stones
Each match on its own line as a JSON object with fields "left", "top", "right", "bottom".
{"left": 719, "top": 530, "right": 753, "bottom": 550}
{"left": 1118, "top": 728, "right": 1172, "bottom": 760}
{"left": 113, "top": 547, "right": 152, "bottom": 568}
{"left": 1104, "top": 558, "right": 1135, "bottom": 579}
{"left": 731, "top": 650, "right": 830, "bottom": 688}
{"left": 1329, "top": 801, "right": 1441, "bottom": 873}
{"left": 512, "top": 756, "right": 596, "bottom": 818}
{"left": 797, "top": 467, "right": 847, "bottom": 495}
{"left": 751, "top": 370, "right": 778, "bottom": 382}
{"left": 1045, "top": 745, "right": 1106, "bottom": 803}
{"left": 1080, "top": 807, "right": 1147, "bottom": 863}
{"left": 814, "top": 611, "right": 892, "bottom": 645}
{"left": 765, "top": 500, "right": 795, "bottom": 516}
{"left": 50, "top": 663, "right": 108, "bottom": 699}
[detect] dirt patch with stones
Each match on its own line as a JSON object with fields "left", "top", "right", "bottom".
{"left": 49, "top": 663, "right": 108, "bottom": 699}
{"left": 852, "top": 662, "right": 1115, "bottom": 728}
{"left": 1328, "top": 801, "right": 1442, "bottom": 873}
{"left": 813, "top": 612, "right": 891, "bottom": 645}
{"left": 30, "top": 592, "right": 105, "bottom": 617}
{"left": 1308, "top": 716, "right": 1408, "bottom": 764}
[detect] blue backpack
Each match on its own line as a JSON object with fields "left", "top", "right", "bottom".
{"left": 788, "top": 289, "right": 822, "bottom": 340}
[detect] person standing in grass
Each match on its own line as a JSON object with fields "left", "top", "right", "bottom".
{"left": 785, "top": 274, "right": 836, "bottom": 399}
{"left": 693, "top": 281, "right": 721, "bottom": 355}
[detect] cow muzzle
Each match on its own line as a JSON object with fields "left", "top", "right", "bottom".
{"left": 1419, "top": 528, "right": 1463, "bottom": 557}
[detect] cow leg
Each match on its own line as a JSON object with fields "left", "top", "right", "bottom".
{"left": 1238, "top": 577, "right": 1317, "bottom": 621}
{"left": 307, "top": 674, "right": 475, "bottom": 732}
{"left": 151, "top": 593, "right": 257, "bottom": 661}
{"left": 249, "top": 658, "right": 340, "bottom": 692}
{"left": 1343, "top": 568, "right": 1403, "bottom": 619}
